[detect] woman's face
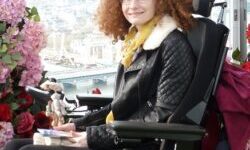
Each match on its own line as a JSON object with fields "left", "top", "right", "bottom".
{"left": 121, "top": 0, "right": 157, "bottom": 28}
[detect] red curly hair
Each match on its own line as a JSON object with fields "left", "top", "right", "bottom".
{"left": 96, "top": 0, "right": 194, "bottom": 41}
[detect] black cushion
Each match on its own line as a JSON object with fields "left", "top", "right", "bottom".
{"left": 168, "top": 18, "right": 229, "bottom": 124}
{"left": 193, "top": 0, "right": 215, "bottom": 17}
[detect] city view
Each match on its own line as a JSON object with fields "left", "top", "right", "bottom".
{"left": 27, "top": 0, "right": 121, "bottom": 98}
{"left": 26, "top": 0, "right": 250, "bottom": 98}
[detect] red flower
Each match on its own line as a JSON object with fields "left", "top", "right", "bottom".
{"left": 34, "top": 112, "right": 52, "bottom": 129}
{"left": 16, "top": 112, "right": 34, "bottom": 136}
{"left": 242, "top": 61, "right": 250, "bottom": 72}
{"left": 0, "top": 104, "right": 12, "bottom": 122}
{"left": 0, "top": 89, "right": 9, "bottom": 99}
{"left": 247, "top": 24, "right": 250, "bottom": 44}
{"left": 17, "top": 130, "right": 34, "bottom": 138}
{"left": 17, "top": 90, "right": 33, "bottom": 110}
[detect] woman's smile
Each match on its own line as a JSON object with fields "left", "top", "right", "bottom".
{"left": 127, "top": 12, "right": 144, "bottom": 18}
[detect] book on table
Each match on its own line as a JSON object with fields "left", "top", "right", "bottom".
{"left": 34, "top": 129, "right": 83, "bottom": 146}
{"left": 37, "top": 128, "right": 73, "bottom": 138}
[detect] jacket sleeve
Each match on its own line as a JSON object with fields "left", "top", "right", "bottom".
{"left": 86, "top": 124, "right": 119, "bottom": 150}
{"left": 143, "top": 33, "right": 196, "bottom": 122}
{"left": 72, "top": 104, "right": 111, "bottom": 130}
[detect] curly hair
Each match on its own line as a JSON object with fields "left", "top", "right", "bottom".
{"left": 96, "top": 0, "right": 194, "bottom": 41}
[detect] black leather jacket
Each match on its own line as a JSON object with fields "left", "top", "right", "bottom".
{"left": 73, "top": 30, "right": 196, "bottom": 150}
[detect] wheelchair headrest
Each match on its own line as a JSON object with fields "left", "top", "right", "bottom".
{"left": 193, "top": 0, "right": 215, "bottom": 17}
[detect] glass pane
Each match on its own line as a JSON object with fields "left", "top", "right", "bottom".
{"left": 210, "top": 0, "right": 232, "bottom": 49}
{"left": 26, "top": 0, "right": 121, "bottom": 98}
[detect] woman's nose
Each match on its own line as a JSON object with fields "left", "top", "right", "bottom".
{"left": 126, "top": 0, "right": 140, "bottom": 8}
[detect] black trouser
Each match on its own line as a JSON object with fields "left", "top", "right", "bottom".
{"left": 4, "top": 139, "right": 89, "bottom": 150}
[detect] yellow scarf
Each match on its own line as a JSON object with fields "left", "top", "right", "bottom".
{"left": 106, "top": 16, "right": 160, "bottom": 124}
{"left": 121, "top": 16, "right": 160, "bottom": 68}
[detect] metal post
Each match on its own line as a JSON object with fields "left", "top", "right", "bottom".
{"left": 240, "top": 0, "right": 247, "bottom": 61}
{"left": 230, "top": 0, "right": 240, "bottom": 51}
{"left": 229, "top": 0, "right": 247, "bottom": 60}
{"left": 230, "top": 0, "right": 247, "bottom": 61}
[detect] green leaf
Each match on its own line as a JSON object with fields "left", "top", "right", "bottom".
{"left": 232, "top": 48, "right": 241, "bottom": 61}
{"left": 19, "top": 98, "right": 27, "bottom": 104}
{"left": 2, "top": 38, "right": 10, "bottom": 44}
{"left": 33, "top": 15, "right": 40, "bottom": 22}
{"left": 2, "top": 54, "right": 12, "bottom": 64}
{"left": 11, "top": 53, "right": 22, "bottom": 61}
{"left": 7, "top": 61, "right": 17, "bottom": 70}
{"left": 13, "top": 115, "right": 19, "bottom": 126}
{"left": 10, "top": 103, "right": 19, "bottom": 111}
{"left": 0, "top": 22, "right": 6, "bottom": 32}
{"left": 30, "top": 104, "right": 42, "bottom": 114}
{"left": 27, "top": 16, "right": 32, "bottom": 20}
{"left": 31, "top": 7, "right": 38, "bottom": 15}
{"left": 0, "top": 44, "right": 8, "bottom": 53}
{"left": 25, "top": 7, "right": 31, "bottom": 13}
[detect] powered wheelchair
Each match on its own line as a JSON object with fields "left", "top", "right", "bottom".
{"left": 26, "top": 0, "right": 230, "bottom": 149}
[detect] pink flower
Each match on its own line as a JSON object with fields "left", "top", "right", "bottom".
{"left": 0, "top": 63, "right": 11, "bottom": 83}
{"left": 0, "top": 122, "right": 14, "bottom": 149}
{"left": 16, "top": 112, "right": 34, "bottom": 135}
{"left": 19, "top": 67, "right": 43, "bottom": 87}
{"left": 18, "top": 20, "right": 47, "bottom": 55}
{"left": 12, "top": 20, "right": 46, "bottom": 87}
{"left": 0, "top": 0, "right": 26, "bottom": 25}
{"left": 0, "top": 2, "right": 46, "bottom": 88}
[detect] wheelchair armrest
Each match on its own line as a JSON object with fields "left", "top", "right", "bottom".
{"left": 110, "top": 121, "right": 205, "bottom": 141}
{"left": 76, "top": 94, "right": 112, "bottom": 107}
{"left": 25, "top": 86, "right": 51, "bottom": 102}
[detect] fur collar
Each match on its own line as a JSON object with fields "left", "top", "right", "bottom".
{"left": 143, "top": 15, "right": 177, "bottom": 50}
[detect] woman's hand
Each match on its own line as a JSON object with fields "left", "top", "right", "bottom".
{"left": 68, "top": 131, "right": 88, "bottom": 148}
{"left": 53, "top": 123, "right": 76, "bottom": 132}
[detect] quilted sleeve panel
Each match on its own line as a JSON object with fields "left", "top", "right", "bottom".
{"left": 86, "top": 124, "right": 118, "bottom": 150}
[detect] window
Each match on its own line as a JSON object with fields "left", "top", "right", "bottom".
{"left": 27, "top": 0, "right": 121, "bottom": 98}
{"left": 211, "top": 0, "right": 232, "bottom": 50}
{"left": 211, "top": 0, "right": 250, "bottom": 59}
{"left": 27, "top": 0, "right": 249, "bottom": 99}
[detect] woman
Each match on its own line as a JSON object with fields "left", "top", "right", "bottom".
{"left": 4, "top": 0, "right": 195, "bottom": 149}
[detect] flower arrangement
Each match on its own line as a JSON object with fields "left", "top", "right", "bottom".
{"left": 0, "top": 0, "right": 51, "bottom": 148}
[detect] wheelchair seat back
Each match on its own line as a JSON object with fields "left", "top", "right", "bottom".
{"left": 167, "top": 0, "right": 229, "bottom": 125}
